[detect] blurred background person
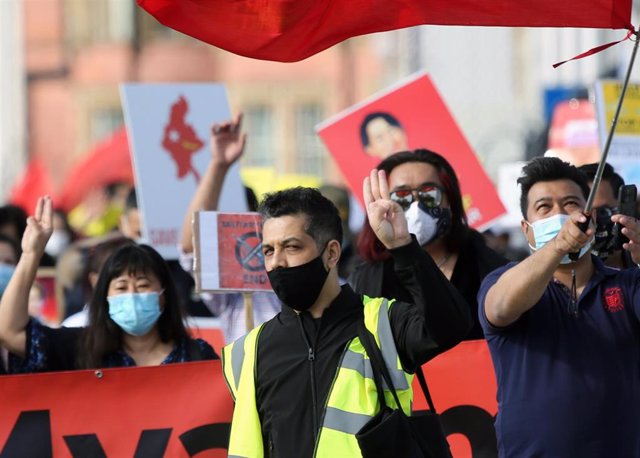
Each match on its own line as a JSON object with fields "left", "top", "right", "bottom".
{"left": 180, "top": 114, "right": 281, "bottom": 343}
{"left": 43, "top": 208, "right": 76, "bottom": 261}
{"left": 68, "top": 181, "right": 132, "bottom": 238}
{"left": 578, "top": 162, "right": 638, "bottom": 270}
{"left": 319, "top": 184, "right": 361, "bottom": 282}
{"left": 0, "top": 234, "right": 20, "bottom": 298}
{"left": 0, "top": 196, "right": 217, "bottom": 373}
{"left": 0, "top": 204, "right": 55, "bottom": 267}
{"left": 350, "top": 149, "right": 507, "bottom": 340}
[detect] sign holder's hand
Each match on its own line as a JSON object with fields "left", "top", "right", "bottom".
{"left": 363, "top": 169, "right": 412, "bottom": 250}
{"left": 211, "top": 113, "right": 247, "bottom": 169}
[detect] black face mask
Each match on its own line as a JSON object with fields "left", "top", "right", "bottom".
{"left": 267, "top": 253, "right": 329, "bottom": 311}
{"left": 592, "top": 206, "right": 616, "bottom": 260}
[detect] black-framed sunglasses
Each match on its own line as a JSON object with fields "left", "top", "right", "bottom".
{"left": 390, "top": 183, "right": 444, "bottom": 211}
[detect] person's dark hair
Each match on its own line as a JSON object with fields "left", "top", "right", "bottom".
{"left": 0, "top": 233, "right": 21, "bottom": 263}
{"left": 244, "top": 185, "right": 259, "bottom": 212}
{"left": 124, "top": 188, "right": 138, "bottom": 212}
{"left": 357, "top": 149, "right": 468, "bottom": 262}
{"left": 0, "top": 204, "right": 28, "bottom": 240}
{"left": 360, "top": 112, "right": 403, "bottom": 148}
{"left": 82, "top": 236, "right": 135, "bottom": 303}
{"left": 577, "top": 162, "right": 625, "bottom": 199}
{"left": 78, "top": 244, "right": 188, "bottom": 369}
{"left": 517, "top": 157, "right": 590, "bottom": 219}
{"left": 258, "top": 187, "right": 343, "bottom": 250}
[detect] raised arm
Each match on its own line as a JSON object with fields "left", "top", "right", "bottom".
{"left": 363, "top": 170, "right": 472, "bottom": 365}
{"left": 484, "top": 211, "right": 592, "bottom": 327}
{"left": 0, "top": 196, "right": 53, "bottom": 357}
{"left": 180, "top": 113, "right": 246, "bottom": 253}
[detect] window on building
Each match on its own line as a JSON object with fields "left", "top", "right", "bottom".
{"left": 295, "top": 104, "right": 325, "bottom": 177}
{"left": 90, "top": 108, "right": 124, "bottom": 143}
{"left": 64, "top": 0, "right": 134, "bottom": 47}
{"left": 243, "top": 105, "right": 274, "bottom": 168}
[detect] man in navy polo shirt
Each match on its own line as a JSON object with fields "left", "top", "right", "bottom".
{"left": 479, "top": 157, "right": 640, "bottom": 457}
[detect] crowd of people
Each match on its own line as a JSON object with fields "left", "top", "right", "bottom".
{"left": 1, "top": 114, "right": 639, "bottom": 457}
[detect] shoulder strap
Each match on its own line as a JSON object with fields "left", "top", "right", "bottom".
{"left": 415, "top": 367, "right": 438, "bottom": 414}
{"left": 357, "top": 320, "right": 403, "bottom": 410}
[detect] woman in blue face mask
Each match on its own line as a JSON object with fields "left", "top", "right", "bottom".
{"left": 0, "top": 196, "right": 218, "bottom": 373}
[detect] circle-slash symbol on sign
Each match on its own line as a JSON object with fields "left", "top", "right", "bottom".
{"left": 235, "top": 232, "right": 265, "bottom": 272}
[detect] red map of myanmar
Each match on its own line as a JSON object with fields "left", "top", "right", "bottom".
{"left": 161, "top": 95, "right": 205, "bottom": 182}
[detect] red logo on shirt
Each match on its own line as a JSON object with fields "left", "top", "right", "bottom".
{"left": 603, "top": 287, "right": 624, "bottom": 313}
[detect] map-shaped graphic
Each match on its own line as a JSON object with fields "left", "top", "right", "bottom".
{"left": 161, "top": 95, "right": 205, "bottom": 182}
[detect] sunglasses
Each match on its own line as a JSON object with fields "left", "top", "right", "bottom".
{"left": 390, "top": 183, "right": 444, "bottom": 211}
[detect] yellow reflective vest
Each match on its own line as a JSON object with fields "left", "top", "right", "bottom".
{"left": 222, "top": 296, "right": 414, "bottom": 458}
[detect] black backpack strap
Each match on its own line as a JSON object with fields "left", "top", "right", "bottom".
{"left": 415, "top": 367, "right": 438, "bottom": 414}
{"left": 357, "top": 320, "right": 403, "bottom": 411}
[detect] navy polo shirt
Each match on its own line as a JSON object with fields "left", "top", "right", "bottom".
{"left": 478, "top": 256, "right": 640, "bottom": 458}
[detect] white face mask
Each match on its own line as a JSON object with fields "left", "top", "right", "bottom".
{"left": 526, "top": 213, "right": 593, "bottom": 264}
{"left": 45, "top": 231, "right": 71, "bottom": 258}
{"left": 404, "top": 201, "right": 451, "bottom": 246}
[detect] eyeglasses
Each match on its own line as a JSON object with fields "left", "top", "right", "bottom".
{"left": 390, "top": 183, "right": 444, "bottom": 211}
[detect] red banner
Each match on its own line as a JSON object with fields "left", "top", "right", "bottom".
{"left": 0, "top": 341, "right": 497, "bottom": 457}
{"left": 137, "top": 0, "right": 632, "bottom": 62}
{"left": 0, "top": 361, "right": 233, "bottom": 457}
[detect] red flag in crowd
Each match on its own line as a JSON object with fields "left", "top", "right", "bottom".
{"left": 137, "top": 0, "right": 633, "bottom": 62}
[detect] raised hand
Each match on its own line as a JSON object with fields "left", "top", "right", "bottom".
{"left": 611, "top": 214, "right": 640, "bottom": 264}
{"left": 363, "top": 169, "right": 412, "bottom": 250}
{"left": 210, "top": 113, "right": 247, "bottom": 169}
{"left": 22, "top": 196, "right": 54, "bottom": 256}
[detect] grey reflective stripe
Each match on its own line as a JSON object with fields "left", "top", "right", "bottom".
{"left": 231, "top": 333, "right": 247, "bottom": 392}
{"left": 340, "top": 349, "right": 374, "bottom": 380}
{"left": 323, "top": 406, "right": 373, "bottom": 435}
{"left": 228, "top": 455, "right": 248, "bottom": 458}
{"left": 376, "top": 299, "right": 409, "bottom": 390}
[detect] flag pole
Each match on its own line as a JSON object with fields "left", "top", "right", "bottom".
{"left": 584, "top": 30, "right": 640, "bottom": 213}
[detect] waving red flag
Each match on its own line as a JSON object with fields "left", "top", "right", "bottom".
{"left": 137, "top": 0, "right": 632, "bottom": 62}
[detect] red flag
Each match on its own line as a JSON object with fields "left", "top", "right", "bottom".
{"left": 9, "top": 158, "right": 57, "bottom": 213}
{"left": 137, "top": 0, "right": 632, "bottom": 62}
{"left": 58, "top": 127, "right": 134, "bottom": 212}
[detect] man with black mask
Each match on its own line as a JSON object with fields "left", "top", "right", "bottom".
{"left": 222, "top": 181, "right": 471, "bottom": 457}
{"left": 578, "top": 162, "right": 638, "bottom": 270}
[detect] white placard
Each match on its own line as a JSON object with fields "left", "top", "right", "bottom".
{"left": 121, "top": 83, "right": 247, "bottom": 259}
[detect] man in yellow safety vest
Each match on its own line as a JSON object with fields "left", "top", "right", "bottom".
{"left": 222, "top": 170, "right": 472, "bottom": 457}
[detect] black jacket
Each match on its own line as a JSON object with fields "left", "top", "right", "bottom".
{"left": 349, "top": 229, "right": 507, "bottom": 340}
{"left": 255, "top": 238, "right": 471, "bottom": 457}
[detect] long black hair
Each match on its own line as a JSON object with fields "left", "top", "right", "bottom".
{"left": 78, "top": 244, "right": 188, "bottom": 369}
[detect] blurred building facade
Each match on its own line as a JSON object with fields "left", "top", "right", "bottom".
{"left": 2, "top": 1, "right": 639, "bottom": 203}
{"left": 2, "top": 0, "right": 384, "bottom": 202}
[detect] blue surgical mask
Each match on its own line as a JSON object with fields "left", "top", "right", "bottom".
{"left": 0, "top": 263, "right": 15, "bottom": 296}
{"left": 107, "top": 291, "right": 163, "bottom": 336}
{"left": 526, "top": 214, "right": 592, "bottom": 264}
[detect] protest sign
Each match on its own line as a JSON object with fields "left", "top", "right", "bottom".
{"left": 193, "top": 211, "right": 271, "bottom": 292}
{"left": 0, "top": 361, "right": 233, "bottom": 457}
{"left": 120, "top": 84, "right": 247, "bottom": 259}
{"left": 0, "top": 341, "right": 497, "bottom": 458}
{"left": 31, "top": 268, "right": 60, "bottom": 327}
{"left": 317, "top": 72, "right": 506, "bottom": 230}
{"left": 594, "top": 79, "right": 640, "bottom": 188}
